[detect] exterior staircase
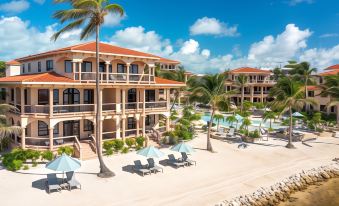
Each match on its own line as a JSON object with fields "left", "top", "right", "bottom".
{"left": 80, "top": 142, "right": 97, "bottom": 160}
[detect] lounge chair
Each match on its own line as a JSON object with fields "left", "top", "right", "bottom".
{"left": 65, "top": 171, "right": 81, "bottom": 191}
{"left": 46, "top": 173, "right": 61, "bottom": 193}
{"left": 167, "top": 154, "right": 186, "bottom": 168}
{"left": 132, "top": 160, "right": 151, "bottom": 176}
{"left": 226, "top": 128, "right": 235, "bottom": 138}
{"left": 147, "top": 158, "right": 163, "bottom": 173}
{"left": 334, "top": 132, "right": 339, "bottom": 138}
{"left": 181, "top": 152, "right": 196, "bottom": 166}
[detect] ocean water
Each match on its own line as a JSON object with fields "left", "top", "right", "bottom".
{"left": 278, "top": 178, "right": 339, "bottom": 206}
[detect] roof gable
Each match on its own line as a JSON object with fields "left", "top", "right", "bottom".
{"left": 0, "top": 72, "right": 74, "bottom": 83}
{"left": 229, "top": 67, "right": 272, "bottom": 74}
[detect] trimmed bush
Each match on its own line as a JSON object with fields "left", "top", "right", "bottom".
{"left": 125, "top": 138, "right": 136, "bottom": 148}
{"left": 113, "top": 139, "right": 124, "bottom": 152}
{"left": 57, "top": 146, "right": 74, "bottom": 156}
{"left": 135, "top": 136, "right": 145, "bottom": 148}
{"left": 121, "top": 147, "right": 129, "bottom": 154}
{"left": 41, "top": 151, "right": 54, "bottom": 161}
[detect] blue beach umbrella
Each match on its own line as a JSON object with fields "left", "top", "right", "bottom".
{"left": 46, "top": 154, "right": 81, "bottom": 181}
{"left": 170, "top": 142, "right": 195, "bottom": 154}
{"left": 137, "top": 146, "right": 165, "bottom": 158}
{"left": 292, "top": 112, "right": 304, "bottom": 117}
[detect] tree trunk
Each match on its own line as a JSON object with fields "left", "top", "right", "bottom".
{"left": 207, "top": 109, "right": 215, "bottom": 152}
{"left": 270, "top": 119, "right": 272, "bottom": 129}
{"left": 217, "top": 119, "right": 220, "bottom": 131}
{"left": 286, "top": 106, "right": 295, "bottom": 149}
{"left": 305, "top": 79, "right": 309, "bottom": 112}
{"left": 170, "top": 90, "right": 179, "bottom": 110}
{"left": 240, "top": 86, "right": 244, "bottom": 113}
{"left": 95, "top": 25, "right": 114, "bottom": 178}
{"left": 337, "top": 104, "right": 339, "bottom": 127}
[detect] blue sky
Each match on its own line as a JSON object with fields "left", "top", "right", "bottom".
{"left": 0, "top": 0, "right": 338, "bottom": 73}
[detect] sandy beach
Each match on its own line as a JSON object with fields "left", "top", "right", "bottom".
{"left": 0, "top": 132, "right": 338, "bottom": 206}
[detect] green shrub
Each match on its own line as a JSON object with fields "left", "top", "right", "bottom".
{"left": 11, "top": 160, "right": 23, "bottom": 171}
{"left": 169, "top": 136, "right": 178, "bottom": 145}
{"left": 249, "top": 130, "right": 260, "bottom": 138}
{"left": 0, "top": 137, "right": 10, "bottom": 152}
{"left": 136, "top": 145, "right": 142, "bottom": 151}
{"left": 135, "top": 136, "right": 145, "bottom": 147}
{"left": 26, "top": 149, "right": 41, "bottom": 163}
{"left": 103, "top": 140, "right": 115, "bottom": 156}
{"left": 57, "top": 146, "right": 74, "bottom": 156}
{"left": 41, "top": 151, "right": 54, "bottom": 161}
{"left": 125, "top": 138, "right": 135, "bottom": 148}
{"left": 121, "top": 147, "right": 129, "bottom": 154}
{"left": 113, "top": 139, "right": 124, "bottom": 152}
{"left": 23, "top": 165, "right": 29, "bottom": 170}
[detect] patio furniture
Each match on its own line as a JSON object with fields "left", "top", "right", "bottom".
{"left": 167, "top": 154, "right": 186, "bottom": 168}
{"left": 55, "top": 139, "right": 64, "bottom": 145}
{"left": 226, "top": 128, "right": 235, "bottom": 138}
{"left": 65, "top": 171, "right": 81, "bottom": 190}
{"left": 46, "top": 173, "right": 62, "bottom": 193}
{"left": 132, "top": 160, "right": 151, "bottom": 176}
{"left": 180, "top": 152, "right": 196, "bottom": 166}
{"left": 147, "top": 158, "right": 163, "bottom": 173}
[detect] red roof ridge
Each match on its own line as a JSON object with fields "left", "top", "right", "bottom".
{"left": 154, "top": 77, "right": 185, "bottom": 85}
{"left": 229, "top": 67, "right": 271, "bottom": 73}
{"left": 6, "top": 60, "right": 20, "bottom": 65}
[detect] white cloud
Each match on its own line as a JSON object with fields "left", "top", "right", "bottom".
{"left": 0, "top": 0, "right": 29, "bottom": 13}
{"left": 288, "top": 0, "right": 314, "bottom": 6}
{"left": 319, "top": 33, "right": 339, "bottom": 38}
{"left": 103, "top": 12, "right": 126, "bottom": 27}
{"left": 179, "top": 39, "right": 199, "bottom": 54}
{"left": 33, "top": 0, "right": 45, "bottom": 5}
{"left": 201, "top": 49, "right": 210, "bottom": 58}
{"left": 299, "top": 45, "right": 339, "bottom": 69}
{"left": 190, "top": 17, "right": 239, "bottom": 37}
{"left": 248, "top": 24, "right": 312, "bottom": 62}
{"left": 109, "top": 26, "right": 173, "bottom": 56}
{"left": 0, "top": 16, "right": 83, "bottom": 60}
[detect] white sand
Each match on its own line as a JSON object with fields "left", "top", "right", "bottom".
{"left": 0, "top": 132, "right": 338, "bottom": 206}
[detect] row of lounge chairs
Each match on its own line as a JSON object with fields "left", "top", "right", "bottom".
{"left": 46, "top": 171, "right": 81, "bottom": 193}
{"left": 133, "top": 153, "right": 196, "bottom": 177}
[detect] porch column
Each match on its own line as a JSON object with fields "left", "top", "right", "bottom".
{"left": 122, "top": 89, "right": 126, "bottom": 115}
{"left": 136, "top": 88, "right": 140, "bottom": 110}
{"left": 142, "top": 89, "right": 146, "bottom": 113}
{"left": 261, "top": 86, "right": 264, "bottom": 103}
{"left": 121, "top": 117, "right": 126, "bottom": 140}
{"left": 166, "top": 89, "right": 170, "bottom": 110}
{"left": 250, "top": 86, "right": 254, "bottom": 103}
{"left": 141, "top": 115, "right": 146, "bottom": 137}
{"left": 49, "top": 127, "right": 54, "bottom": 151}
{"left": 126, "top": 63, "right": 130, "bottom": 83}
{"left": 78, "top": 61, "right": 82, "bottom": 81}
{"left": 21, "top": 127, "right": 25, "bottom": 149}
{"left": 166, "top": 116, "right": 170, "bottom": 131}
{"left": 136, "top": 115, "right": 140, "bottom": 136}
{"left": 49, "top": 88, "right": 53, "bottom": 117}
{"left": 115, "top": 117, "right": 121, "bottom": 139}
{"left": 20, "top": 87, "right": 24, "bottom": 115}
{"left": 148, "top": 66, "right": 151, "bottom": 84}
{"left": 105, "top": 61, "right": 110, "bottom": 83}
{"left": 13, "top": 87, "right": 17, "bottom": 108}
{"left": 72, "top": 61, "right": 77, "bottom": 80}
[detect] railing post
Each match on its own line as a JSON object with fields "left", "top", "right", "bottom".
{"left": 78, "top": 61, "right": 82, "bottom": 81}
{"left": 136, "top": 115, "right": 140, "bottom": 137}
{"left": 122, "top": 89, "right": 126, "bottom": 115}
{"left": 126, "top": 63, "right": 130, "bottom": 83}
{"left": 13, "top": 87, "right": 17, "bottom": 110}
{"left": 21, "top": 127, "right": 25, "bottom": 149}
{"left": 115, "top": 116, "right": 121, "bottom": 139}
{"left": 105, "top": 61, "right": 110, "bottom": 83}
{"left": 49, "top": 88, "right": 53, "bottom": 117}
{"left": 20, "top": 87, "right": 24, "bottom": 115}
{"left": 121, "top": 117, "right": 126, "bottom": 140}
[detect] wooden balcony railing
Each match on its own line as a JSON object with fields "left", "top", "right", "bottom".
{"left": 75, "top": 72, "right": 155, "bottom": 84}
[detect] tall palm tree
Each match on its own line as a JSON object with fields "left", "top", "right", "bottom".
{"left": 263, "top": 111, "right": 276, "bottom": 129}
{"left": 0, "top": 104, "right": 21, "bottom": 151}
{"left": 52, "top": 0, "right": 124, "bottom": 178}
{"left": 189, "top": 74, "right": 231, "bottom": 152}
{"left": 236, "top": 74, "right": 248, "bottom": 113}
{"left": 269, "top": 77, "right": 313, "bottom": 148}
{"left": 226, "top": 115, "right": 237, "bottom": 128}
{"left": 321, "top": 74, "right": 339, "bottom": 126}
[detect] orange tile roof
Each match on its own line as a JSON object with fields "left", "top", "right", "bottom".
{"left": 16, "top": 42, "right": 180, "bottom": 64}
{"left": 0, "top": 72, "right": 74, "bottom": 83}
{"left": 154, "top": 77, "right": 185, "bottom": 85}
{"left": 307, "top": 85, "right": 320, "bottom": 91}
{"left": 229, "top": 67, "right": 272, "bottom": 74}
{"left": 6, "top": 60, "right": 20, "bottom": 65}
{"left": 324, "top": 64, "right": 339, "bottom": 70}
{"left": 319, "top": 70, "right": 339, "bottom": 76}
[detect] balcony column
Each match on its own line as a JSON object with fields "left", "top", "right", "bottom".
{"left": 126, "top": 63, "right": 130, "bottom": 83}
{"left": 136, "top": 88, "right": 140, "bottom": 110}
{"left": 261, "top": 86, "right": 264, "bottom": 102}
{"left": 166, "top": 89, "right": 170, "bottom": 110}
{"left": 136, "top": 115, "right": 140, "bottom": 136}
{"left": 20, "top": 87, "right": 24, "bottom": 115}
{"left": 21, "top": 127, "right": 26, "bottom": 149}
{"left": 49, "top": 88, "right": 53, "bottom": 117}
{"left": 166, "top": 116, "right": 170, "bottom": 132}
{"left": 142, "top": 89, "right": 146, "bottom": 114}
{"left": 122, "top": 89, "right": 126, "bottom": 115}
{"left": 13, "top": 87, "right": 17, "bottom": 108}
{"left": 78, "top": 61, "right": 82, "bottom": 81}
{"left": 121, "top": 117, "right": 126, "bottom": 140}
{"left": 115, "top": 117, "right": 121, "bottom": 139}
{"left": 141, "top": 114, "right": 146, "bottom": 137}
{"left": 49, "top": 127, "right": 54, "bottom": 151}
{"left": 250, "top": 86, "right": 254, "bottom": 103}
{"left": 105, "top": 61, "right": 110, "bottom": 83}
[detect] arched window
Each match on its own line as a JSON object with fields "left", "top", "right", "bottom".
{"left": 63, "top": 88, "right": 80, "bottom": 105}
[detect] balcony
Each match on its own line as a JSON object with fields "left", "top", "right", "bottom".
{"left": 20, "top": 101, "right": 168, "bottom": 115}
{"left": 75, "top": 72, "right": 155, "bottom": 84}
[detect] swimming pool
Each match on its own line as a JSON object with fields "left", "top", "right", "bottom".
{"left": 201, "top": 113, "right": 286, "bottom": 130}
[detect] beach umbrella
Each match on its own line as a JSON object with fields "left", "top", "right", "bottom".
{"left": 170, "top": 142, "right": 195, "bottom": 154}
{"left": 292, "top": 112, "right": 304, "bottom": 117}
{"left": 46, "top": 154, "right": 81, "bottom": 180}
{"left": 137, "top": 146, "right": 165, "bottom": 158}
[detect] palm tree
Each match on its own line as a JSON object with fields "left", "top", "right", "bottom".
{"left": 213, "top": 114, "right": 224, "bottom": 131}
{"left": 321, "top": 74, "right": 339, "bottom": 126}
{"left": 189, "top": 74, "right": 231, "bottom": 152}
{"left": 52, "top": 0, "right": 124, "bottom": 178}
{"left": 269, "top": 77, "right": 313, "bottom": 148}
{"left": 236, "top": 74, "right": 248, "bottom": 113}
{"left": 226, "top": 115, "right": 237, "bottom": 128}
{"left": 241, "top": 117, "right": 251, "bottom": 133}
{"left": 0, "top": 104, "right": 21, "bottom": 151}
{"left": 263, "top": 111, "right": 276, "bottom": 129}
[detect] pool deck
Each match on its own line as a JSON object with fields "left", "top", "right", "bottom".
{"left": 0, "top": 131, "right": 338, "bottom": 206}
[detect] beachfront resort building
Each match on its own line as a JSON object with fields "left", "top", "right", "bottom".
{"left": 224, "top": 67, "right": 276, "bottom": 105}
{"left": 0, "top": 42, "right": 185, "bottom": 159}
{"left": 307, "top": 64, "right": 339, "bottom": 116}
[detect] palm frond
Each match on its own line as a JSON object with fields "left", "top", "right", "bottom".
{"left": 51, "top": 18, "right": 86, "bottom": 41}
{"left": 104, "top": 4, "right": 124, "bottom": 16}
{"left": 80, "top": 21, "right": 96, "bottom": 40}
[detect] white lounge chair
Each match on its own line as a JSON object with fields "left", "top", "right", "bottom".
{"left": 46, "top": 173, "right": 61, "bottom": 193}
{"left": 65, "top": 171, "right": 81, "bottom": 191}
{"left": 226, "top": 128, "right": 235, "bottom": 138}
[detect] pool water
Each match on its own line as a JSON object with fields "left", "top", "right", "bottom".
{"left": 202, "top": 114, "right": 286, "bottom": 130}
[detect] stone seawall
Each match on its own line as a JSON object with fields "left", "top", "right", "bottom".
{"left": 216, "top": 160, "right": 339, "bottom": 206}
